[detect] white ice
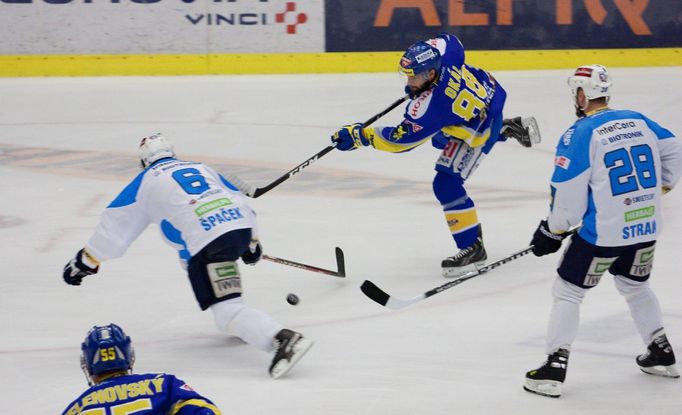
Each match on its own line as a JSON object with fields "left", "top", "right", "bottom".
{"left": 1, "top": 67, "right": 681, "bottom": 414}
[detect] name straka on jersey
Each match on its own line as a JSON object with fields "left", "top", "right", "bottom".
{"left": 64, "top": 378, "right": 165, "bottom": 415}
{"left": 623, "top": 219, "right": 656, "bottom": 239}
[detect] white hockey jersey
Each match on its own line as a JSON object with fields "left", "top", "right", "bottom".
{"left": 548, "top": 108, "right": 682, "bottom": 247}
{"left": 86, "top": 158, "right": 257, "bottom": 265}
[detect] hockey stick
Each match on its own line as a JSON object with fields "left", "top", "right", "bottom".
{"left": 360, "top": 229, "right": 577, "bottom": 309}
{"left": 360, "top": 246, "right": 533, "bottom": 309}
{"left": 230, "top": 95, "right": 409, "bottom": 198}
{"left": 263, "top": 247, "right": 346, "bottom": 278}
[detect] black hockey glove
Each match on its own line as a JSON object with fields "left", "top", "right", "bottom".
{"left": 530, "top": 220, "right": 568, "bottom": 257}
{"left": 63, "top": 248, "right": 99, "bottom": 286}
{"left": 241, "top": 239, "right": 262, "bottom": 266}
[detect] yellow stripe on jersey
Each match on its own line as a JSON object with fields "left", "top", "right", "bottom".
{"left": 172, "top": 399, "right": 222, "bottom": 415}
{"left": 441, "top": 125, "right": 492, "bottom": 148}
{"left": 363, "top": 127, "right": 432, "bottom": 153}
{"left": 445, "top": 208, "right": 479, "bottom": 233}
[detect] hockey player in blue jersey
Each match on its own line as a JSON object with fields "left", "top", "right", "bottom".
{"left": 524, "top": 65, "right": 682, "bottom": 398}
{"left": 331, "top": 33, "right": 540, "bottom": 276}
{"left": 62, "top": 134, "right": 312, "bottom": 379}
{"left": 61, "top": 324, "right": 221, "bottom": 415}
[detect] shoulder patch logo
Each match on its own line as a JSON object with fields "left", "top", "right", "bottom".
{"left": 555, "top": 155, "right": 571, "bottom": 169}
{"left": 562, "top": 128, "right": 574, "bottom": 146}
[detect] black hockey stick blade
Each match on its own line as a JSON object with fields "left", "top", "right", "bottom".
{"left": 360, "top": 280, "right": 389, "bottom": 306}
{"left": 335, "top": 247, "right": 346, "bottom": 278}
{"left": 361, "top": 229, "right": 579, "bottom": 310}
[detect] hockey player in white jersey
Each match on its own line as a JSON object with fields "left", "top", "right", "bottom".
{"left": 524, "top": 65, "right": 682, "bottom": 398}
{"left": 62, "top": 133, "right": 312, "bottom": 379}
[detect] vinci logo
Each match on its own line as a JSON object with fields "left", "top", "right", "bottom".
{"left": 275, "top": 2, "right": 307, "bottom": 34}
{"left": 186, "top": 0, "right": 308, "bottom": 34}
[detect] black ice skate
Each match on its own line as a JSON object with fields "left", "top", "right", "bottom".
{"left": 442, "top": 235, "right": 487, "bottom": 278}
{"left": 636, "top": 328, "right": 680, "bottom": 378}
{"left": 501, "top": 116, "right": 541, "bottom": 148}
{"left": 269, "top": 329, "right": 313, "bottom": 379}
{"left": 524, "top": 348, "right": 570, "bottom": 398}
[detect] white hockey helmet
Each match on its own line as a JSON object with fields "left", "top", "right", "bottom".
{"left": 139, "top": 133, "right": 175, "bottom": 168}
{"left": 567, "top": 64, "right": 611, "bottom": 103}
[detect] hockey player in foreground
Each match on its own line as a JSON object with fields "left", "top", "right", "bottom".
{"left": 62, "top": 324, "right": 222, "bottom": 415}
{"left": 331, "top": 33, "right": 540, "bottom": 277}
{"left": 62, "top": 134, "right": 312, "bottom": 379}
{"left": 525, "top": 65, "right": 682, "bottom": 398}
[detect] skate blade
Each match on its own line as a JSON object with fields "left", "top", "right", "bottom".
{"left": 523, "top": 378, "right": 562, "bottom": 398}
{"left": 442, "top": 262, "right": 482, "bottom": 278}
{"left": 522, "top": 117, "right": 542, "bottom": 144}
{"left": 270, "top": 338, "right": 314, "bottom": 379}
{"left": 639, "top": 364, "right": 680, "bottom": 378}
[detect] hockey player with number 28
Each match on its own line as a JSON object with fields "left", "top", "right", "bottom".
{"left": 62, "top": 134, "right": 312, "bottom": 379}
{"left": 331, "top": 33, "right": 540, "bottom": 277}
{"left": 524, "top": 65, "right": 682, "bottom": 398}
{"left": 62, "top": 324, "right": 221, "bottom": 415}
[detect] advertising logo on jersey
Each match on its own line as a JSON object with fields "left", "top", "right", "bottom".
{"left": 554, "top": 155, "right": 571, "bottom": 169}
{"left": 561, "top": 128, "right": 574, "bottom": 146}
{"left": 408, "top": 89, "right": 433, "bottom": 119}
{"left": 623, "top": 193, "right": 655, "bottom": 205}
{"left": 402, "top": 119, "right": 423, "bottom": 133}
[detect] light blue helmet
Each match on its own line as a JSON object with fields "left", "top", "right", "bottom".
{"left": 80, "top": 324, "right": 135, "bottom": 385}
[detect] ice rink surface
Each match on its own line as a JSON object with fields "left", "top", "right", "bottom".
{"left": 1, "top": 67, "right": 681, "bottom": 414}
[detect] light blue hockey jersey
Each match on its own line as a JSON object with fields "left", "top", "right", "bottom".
{"left": 61, "top": 373, "right": 221, "bottom": 415}
{"left": 548, "top": 108, "right": 682, "bottom": 246}
{"left": 85, "top": 158, "right": 256, "bottom": 267}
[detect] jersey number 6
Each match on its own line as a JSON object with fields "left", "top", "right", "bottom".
{"left": 172, "top": 168, "right": 210, "bottom": 195}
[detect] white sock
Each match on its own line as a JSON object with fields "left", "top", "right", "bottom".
{"left": 613, "top": 275, "right": 664, "bottom": 344}
{"left": 545, "top": 277, "right": 587, "bottom": 354}
{"left": 210, "top": 297, "right": 283, "bottom": 352}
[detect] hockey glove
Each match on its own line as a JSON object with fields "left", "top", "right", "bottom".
{"left": 241, "top": 239, "right": 262, "bottom": 266}
{"left": 332, "top": 123, "right": 370, "bottom": 151}
{"left": 530, "top": 220, "right": 568, "bottom": 257}
{"left": 63, "top": 248, "right": 100, "bottom": 286}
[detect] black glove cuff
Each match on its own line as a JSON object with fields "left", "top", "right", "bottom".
{"left": 539, "top": 222, "right": 565, "bottom": 241}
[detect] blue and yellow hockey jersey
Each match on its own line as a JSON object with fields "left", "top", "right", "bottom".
{"left": 363, "top": 33, "right": 506, "bottom": 154}
{"left": 61, "top": 373, "right": 221, "bottom": 415}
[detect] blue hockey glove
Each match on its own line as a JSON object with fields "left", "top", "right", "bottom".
{"left": 331, "top": 123, "right": 370, "bottom": 151}
{"left": 530, "top": 220, "right": 568, "bottom": 257}
{"left": 241, "top": 239, "right": 262, "bottom": 266}
{"left": 63, "top": 248, "right": 99, "bottom": 286}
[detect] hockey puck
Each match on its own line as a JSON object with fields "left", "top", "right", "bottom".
{"left": 286, "top": 293, "right": 300, "bottom": 306}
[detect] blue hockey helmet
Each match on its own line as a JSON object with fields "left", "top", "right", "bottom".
{"left": 80, "top": 324, "right": 135, "bottom": 385}
{"left": 399, "top": 41, "right": 442, "bottom": 77}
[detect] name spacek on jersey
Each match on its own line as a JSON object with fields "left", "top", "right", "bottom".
{"left": 548, "top": 109, "right": 682, "bottom": 247}
{"left": 85, "top": 158, "right": 256, "bottom": 266}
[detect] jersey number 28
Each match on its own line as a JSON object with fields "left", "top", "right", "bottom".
{"left": 604, "top": 144, "right": 657, "bottom": 196}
